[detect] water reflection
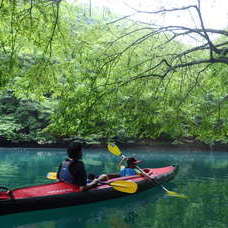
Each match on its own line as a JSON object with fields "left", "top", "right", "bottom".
{"left": 1, "top": 188, "right": 162, "bottom": 228}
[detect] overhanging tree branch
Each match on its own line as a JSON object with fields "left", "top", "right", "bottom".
{"left": 105, "top": 1, "right": 228, "bottom": 81}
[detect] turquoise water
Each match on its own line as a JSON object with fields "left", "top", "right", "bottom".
{"left": 0, "top": 147, "right": 227, "bottom": 228}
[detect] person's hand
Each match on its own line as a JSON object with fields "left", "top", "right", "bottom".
{"left": 98, "top": 174, "right": 108, "bottom": 181}
{"left": 92, "top": 178, "right": 99, "bottom": 186}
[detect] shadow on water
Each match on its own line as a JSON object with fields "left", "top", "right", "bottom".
{"left": 1, "top": 188, "right": 163, "bottom": 228}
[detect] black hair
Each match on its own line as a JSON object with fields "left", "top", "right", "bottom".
{"left": 126, "top": 157, "right": 139, "bottom": 168}
{"left": 67, "top": 142, "right": 82, "bottom": 159}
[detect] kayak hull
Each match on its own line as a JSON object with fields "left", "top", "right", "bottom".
{"left": 0, "top": 165, "right": 178, "bottom": 215}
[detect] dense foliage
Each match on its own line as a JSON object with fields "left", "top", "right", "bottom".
{"left": 0, "top": 91, "right": 53, "bottom": 143}
{"left": 0, "top": 0, "right": 228, "bottom": 144}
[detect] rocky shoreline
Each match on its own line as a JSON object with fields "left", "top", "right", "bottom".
{"left": 0, "top": 138, "right": 227, "bottom": 152}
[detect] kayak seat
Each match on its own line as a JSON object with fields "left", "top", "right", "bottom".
{"left": 143, "top": 168, "right": 150, "bottom": 173}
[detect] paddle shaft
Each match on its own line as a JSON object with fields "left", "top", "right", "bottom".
{"left": 135, "top": 166, "right": 169, "bottom": 192}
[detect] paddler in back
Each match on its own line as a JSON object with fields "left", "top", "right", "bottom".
{"left": 57, "top": 142, "right": 107, "bottom": 190}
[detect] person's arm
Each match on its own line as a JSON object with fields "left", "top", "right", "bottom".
{"left": 119, "top": 157, "right": 127, "bottom": 167}
{"left": 83, "top": 174, "right": 109, "bottom": 190}
{"left": 69, "top": 161, "right": 91, "bottom": 190}
{"left": 82, "top": 178, "right": 99, "bottom": 190}
{"left": 70, "top": 161, "right": 108, "bottom": 191}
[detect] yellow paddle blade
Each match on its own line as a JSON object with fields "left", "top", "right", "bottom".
{"left": 109, "top": 180, "right": 138, "bottom": 194}
{"left": 107, "top": 144, "right": 122, "bottom": 156}
{"left": 166, "top": 190, "right": 188, "bottom": 199}
{"left": 47, "top": 172, "right": 57, "bottom": 180}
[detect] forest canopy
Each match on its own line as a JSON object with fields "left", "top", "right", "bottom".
{"left": 0, "top": 0, "right": 228, "bottom": 145}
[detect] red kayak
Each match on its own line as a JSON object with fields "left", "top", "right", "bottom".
{"left": 0, "top": 165, "right": 178, "bottom": 215}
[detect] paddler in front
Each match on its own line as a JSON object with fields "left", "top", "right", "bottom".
{"left": 119, "top": 157, "right": 142, "bottom": 176}
{"left": 57, "top": 142, "right": 108, "bottom": 190}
